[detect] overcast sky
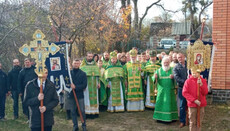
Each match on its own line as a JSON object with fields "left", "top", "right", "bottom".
{"left": 135, "top": 0, "right": 213, "bottom": 22}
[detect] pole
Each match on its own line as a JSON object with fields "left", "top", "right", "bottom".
{"left": 66, "top": 43, "right": 84, "bottom": 123}
{"left": 39, "top": 77, "right": 44, "bottom": 131}
{"left": 200, "top": 18, "right": 206, "bottom": 40}
{"left": 72, "top": 89, "right": 84, "bottom": 123}
{"left": 197, "top": 70, "right": 201, "bottom": 128}
{"left": 197, "top": 18, "right": 205, "bottom": 128}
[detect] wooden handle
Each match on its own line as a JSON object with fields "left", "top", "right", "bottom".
{"left": 72, "top": 89, "right": 84, "bottom": 123}
{"left": 197, "top": 77, "right": 201, "bottom": 128}
{"left": 40, "top": 78, "right": 44, "bottom": 131}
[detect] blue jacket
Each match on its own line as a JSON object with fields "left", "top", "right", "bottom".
{"left": 173, "top": 62, "right": 188, "bottom": 88}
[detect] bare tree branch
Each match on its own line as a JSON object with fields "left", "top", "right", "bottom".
{"left": 155, "top": 3, "right": 180, "bottom": 13}
{"left": 0, "top": 9, "right": 39, "bottom": 46}
{"left": 199, "top": 1, "right": 213, "bottom": 24}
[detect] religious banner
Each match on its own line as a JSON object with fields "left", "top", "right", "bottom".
{"left": 188, "top": 40, "right": 214, "bottom": 91}
{"left": 187, "top": 39, "right": 211, "bottom": 72}
{"left": 45, "top": 41, "right": 71, "bottom": 94}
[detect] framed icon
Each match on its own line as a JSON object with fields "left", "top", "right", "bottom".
{"left": 50, "top": 57, "right": 61, "bottom": 71}
{"left": 187, "top": 39, "right": 211, "bottom": 72}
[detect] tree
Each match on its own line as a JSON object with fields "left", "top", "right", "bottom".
{"left": 0, "top": 1, "right": 50, "bottom": 71}
{"left": 182, "top": 0, "right": 213, "bottom": 38}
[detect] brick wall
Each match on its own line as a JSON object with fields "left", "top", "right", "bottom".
{"left": 212, "top": 0, "right": 230, "bottom": 90}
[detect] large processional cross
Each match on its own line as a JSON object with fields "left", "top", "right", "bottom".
{"left": 19, "top": 29, "right": 60, "bottom": 77}
{"left": 19, "top": 29, "right": 60, "bottom": 131}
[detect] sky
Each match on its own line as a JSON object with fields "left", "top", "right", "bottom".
{"left": 136, "top": 0, "right": 213, "bottom": 22}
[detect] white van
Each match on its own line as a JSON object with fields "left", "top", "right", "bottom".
{"left": 159, "top": 39, "right": 176, "bottom": 49}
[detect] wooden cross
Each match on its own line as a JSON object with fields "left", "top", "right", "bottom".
{"left": 19, "top": 29, "right": 60, "bottom": 77}
{"left": 19, "top": 29, "right": 60, "bottom": 131}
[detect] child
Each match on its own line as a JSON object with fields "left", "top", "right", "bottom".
{"left": 182, "top": 68, "right": 208, "bottom": 131}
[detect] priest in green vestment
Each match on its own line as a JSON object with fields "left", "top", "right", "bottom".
{"left": 105, "top": 51, "right": 125, "bottom": 112}
{"left": 152, "top": 56, "right": 178, "bottom": 122}
{"left": 144, "top": 50, "right": 161, "bottom": 108}
{"left": 80, "top": 52, "right": 100, "bottom": 116}
{"left": 124, "top": 49, "right": 145, "bottom": 112}
{"left": 102, "top": 51, "right": 110, "bottom": 69}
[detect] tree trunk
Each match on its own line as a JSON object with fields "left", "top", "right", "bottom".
{"left": 127, "top": 0, "right": 131, "bottom": 38}
{"left": 133, "top": 0, "right": 139, "bottom": 40}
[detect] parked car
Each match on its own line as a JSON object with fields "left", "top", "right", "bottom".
{"left": 159, "top": 39, "right": 176, "bottom": 49}
{"left": 179, "top": 41, "right": 190, "bottom": 49}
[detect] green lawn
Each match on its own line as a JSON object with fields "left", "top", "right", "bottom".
{"left": 0, "top": 96, "right": 230, "bottom": 131}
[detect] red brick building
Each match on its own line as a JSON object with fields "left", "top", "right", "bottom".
{"left": 212, "top": 0, "right": 230, "bottom": 102}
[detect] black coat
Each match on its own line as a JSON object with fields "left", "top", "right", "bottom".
{"left": 17, "top": 66, "right": 37, "bottom": 94}
{"left": 173, "top": 63, "right": 188, "bottom": 88}
{"left": 23, "top": 78, "right": 59, "bottom": 128}
{"left": 70, "top": 68, "right": 87, "bottom": 99}
{"left": 8, "top": 66, "right": 22, "bottom": 92}
{"left": 0, "top": 70, "right": 7, "bottom": 96}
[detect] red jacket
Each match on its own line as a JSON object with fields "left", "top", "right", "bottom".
{"left": 182, "top": 75, "right": 208, "bottom": 107}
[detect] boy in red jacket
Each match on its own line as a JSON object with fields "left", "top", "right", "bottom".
{"left": 182, "top": 68, "right": 208, "bottom": 131}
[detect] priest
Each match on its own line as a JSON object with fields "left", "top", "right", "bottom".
{"left": 124, "top": 49, "right": 144, "bottom": 112}
{"left": 80, "top": 52, "right": 100, "bottom": 118}
{"left": 144, "top": 50, "right": 161, "bottom": 108}
{"left": 102, "top": 51, "right": 110, "bottom": 69}
{"left": 152, "top": 56, "right": 178, "bottom": 122}
{"left": 105, "top": 51, "right": 125, "bottom": 112}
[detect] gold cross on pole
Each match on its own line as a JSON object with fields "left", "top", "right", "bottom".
{"left": 19, "top": 29, "right": 60, "bottom": 131}
{"left": 19, "top": 29, "right": 60, "bottom": 77}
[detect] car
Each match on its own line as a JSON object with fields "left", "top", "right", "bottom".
{"left": 159, "top": 39, "right": 176, "bottom": 49}
{"left": 179, "top": 41, "right": 190, "bottom": 49}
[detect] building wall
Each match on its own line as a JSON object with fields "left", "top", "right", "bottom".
{"left": 212, "top": 0, "right": 230, "bottom": 91}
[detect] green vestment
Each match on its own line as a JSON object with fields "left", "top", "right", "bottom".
{"left": 99, "top": 68, "right": 107, "bottom": 106}
{"left": 152, "top": 67, "right": 178, "bottom": 121}
{"left": 102, "top": 59, "right": 109, "bottom": 69}
{"left": 124, "top": 61, "right": 144, "bottom": 101}
{"left": 144, "top": 61, "right": 161, "bottom": 106}
{"left": 80, "top": 59, "right": 100, "bottom": 107}
{"left": 105, "top": 61, "right": 125, "bottom": 108}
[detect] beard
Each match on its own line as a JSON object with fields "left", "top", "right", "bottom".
{"left": 173, "top": 59, "right": 178, "bottom": 63}
{"left": 14, "top": 65, "right": 20, "bottom": 68}
{"left": 162, "top": 65, "right": 170, "bottom": 72}
{"left": 87, "top": 59, "right": 93, "bottom": 62}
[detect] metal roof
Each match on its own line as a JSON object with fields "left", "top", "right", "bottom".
{"left": 171, "top": 21, "right": 191, "bottom": 35}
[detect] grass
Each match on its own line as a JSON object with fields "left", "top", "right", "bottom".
{"left": 0, "top": 96, "right": 230, "bottom": 131}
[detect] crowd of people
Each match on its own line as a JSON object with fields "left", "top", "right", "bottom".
{"left": 0, "top": 47, "right": 208, "bottom": 131}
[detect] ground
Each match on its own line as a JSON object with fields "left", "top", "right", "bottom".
{"left": 0, "top": 95, "right": 229, "bottom": 131}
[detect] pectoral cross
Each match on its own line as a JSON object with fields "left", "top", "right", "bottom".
{"left": 19, "top": 29, "right": 60, "bottom": 77}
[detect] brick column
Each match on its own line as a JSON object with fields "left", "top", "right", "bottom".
{"left": 212, "top": 0, "right": 230, "bottom": 103}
